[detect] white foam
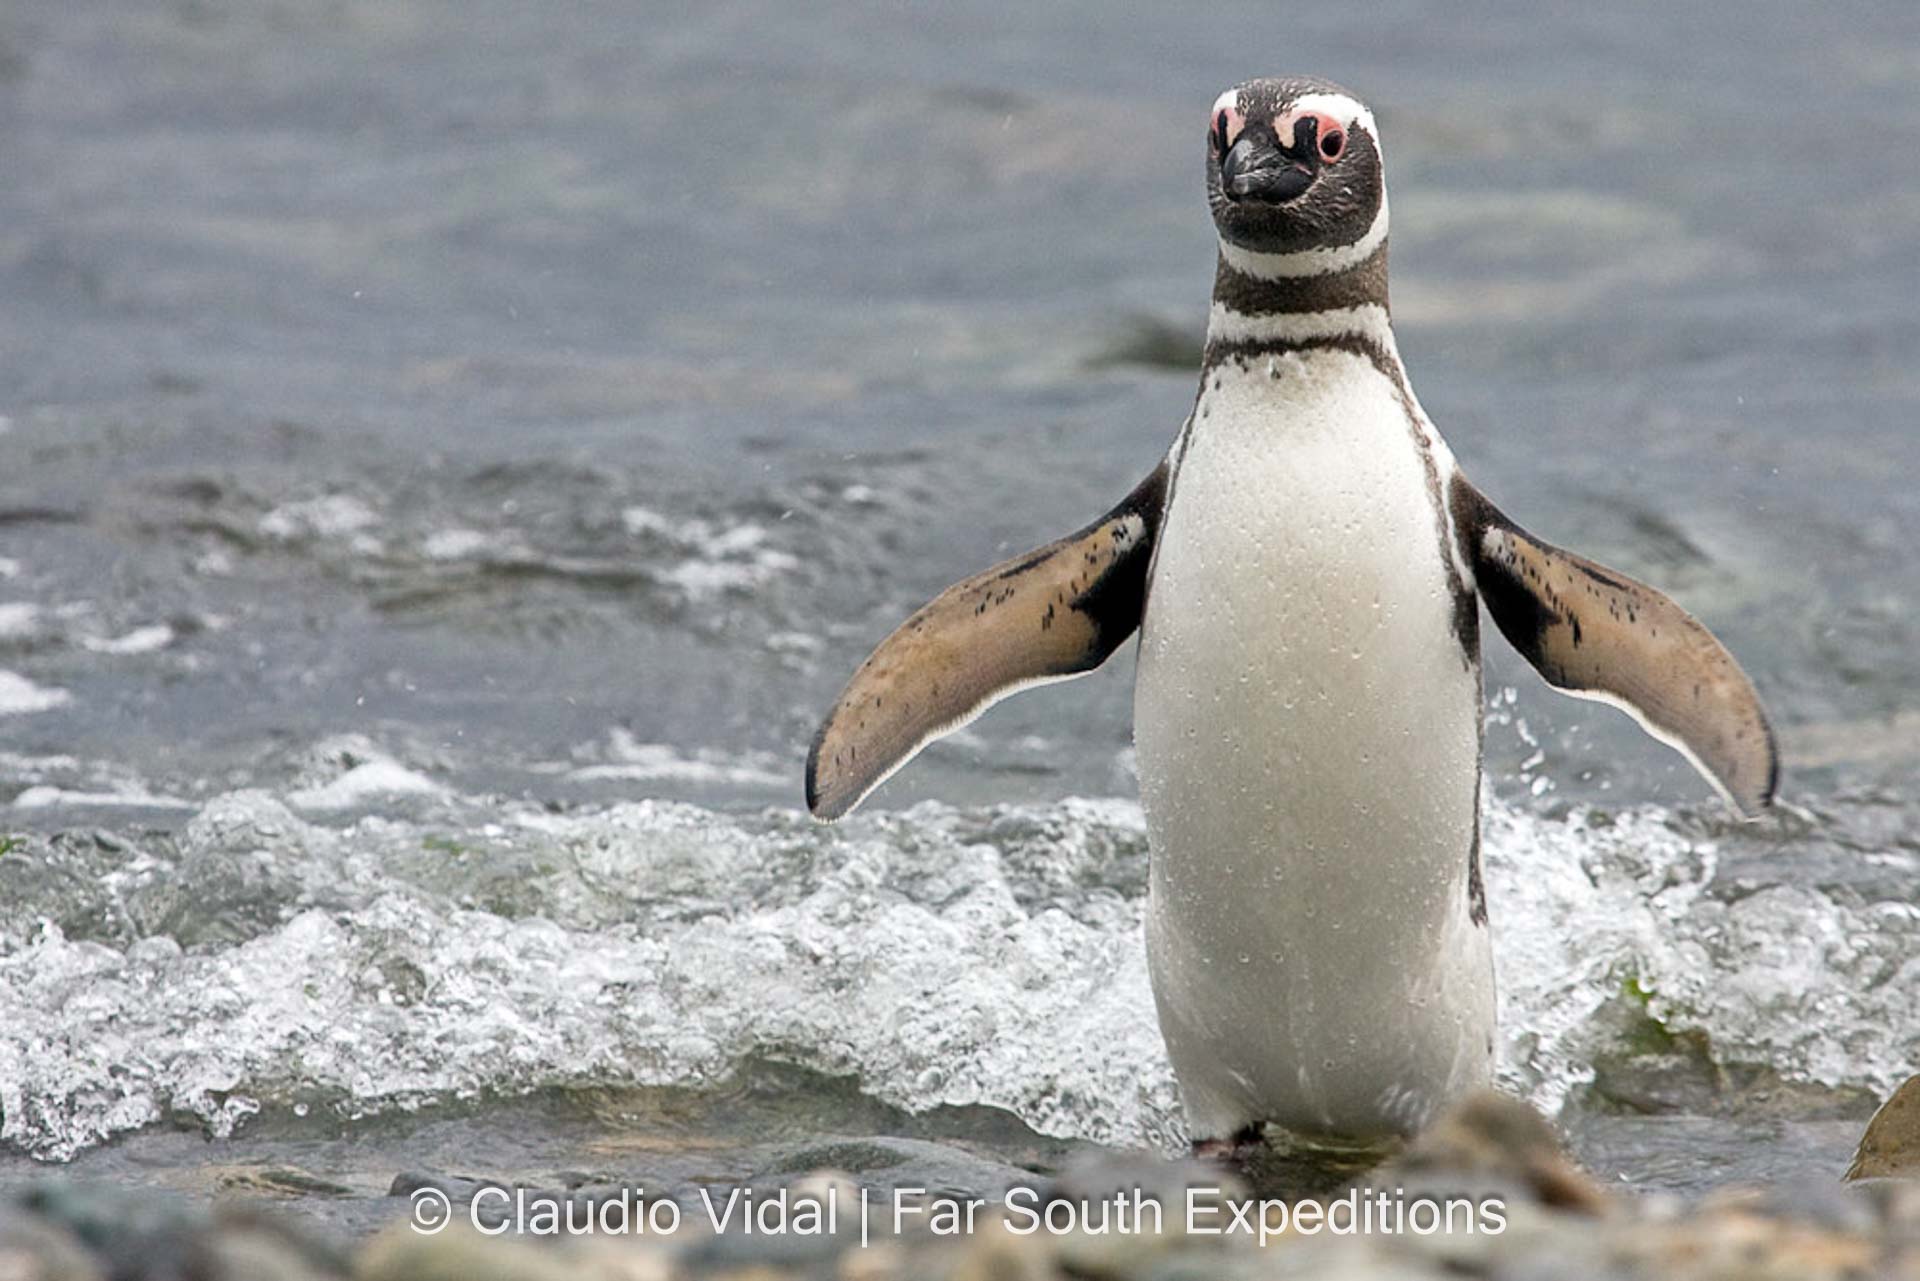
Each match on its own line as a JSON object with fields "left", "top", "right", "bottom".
{"left": 620, "top": 506, "right": 674, "bottom": 537}
{"left": 660, "top": 556, "right": 798, "bottom": 599}
{"left": 421, "top": 528, "right": 495, "bottom": 561}
{"left": 258, "top": 495, "right": 380, "bottom": 543}
{"left": 0, "top": 603, "right": 40, "bottom": 639}
{"left": 0, "top": 670, "right": 70, "bottom": 715}
{"left": 287, "top": 760, "right": 446, "bottom": 810}
{"left": 0, "top": 786, "right": 1911, "bottom": 1163}
{"left": 621, "top": 508, "right": 801, "bottom": 599}
{"left": 0, "top": 750, "right": 82, "bottom": 772}
{"left": 766, "top": 631, "right": 823, "bottom": 656}
{"left": 12, "top": 785, "right": 195, "bottom": 811}
{"left": 193, "top": 549, "right": 234, "bottom": 578}
{"left": 80, "top": 625, "right": 174, "bottom": 656}
{"left": 566, "top": 732, "right": 787, "bottom": 788}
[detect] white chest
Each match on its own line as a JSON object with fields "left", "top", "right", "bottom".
{"left": 1132, "top": 347, "right": 1492, "bottom": 1142}
{"left": 1140, "top": 348, "right": 1471, "bottom": 756}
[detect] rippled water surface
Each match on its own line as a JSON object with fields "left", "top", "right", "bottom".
{"left": 2, "top": 0, "right": 1918, "bottom": 1228}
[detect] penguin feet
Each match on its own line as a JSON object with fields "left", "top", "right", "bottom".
{"left": 1193, "top": 1123, "right": 1402, "bottom": 1199}
{"left": 1190, "top": 1123, "right": 1266, "bottom": 1168}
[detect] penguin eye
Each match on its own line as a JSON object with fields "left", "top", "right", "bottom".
{"left": 1276, "top": 108, "right": 1349, "bottom": 163}
{"left": 1214, "top": 111, "right": 1230, "bottom": 154}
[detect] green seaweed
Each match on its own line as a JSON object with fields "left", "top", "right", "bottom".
{"left": 1617, "top": 972, "right": 1714, "bottom": 1058}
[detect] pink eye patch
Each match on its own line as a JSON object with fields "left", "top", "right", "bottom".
{"left": 1274, "top": 108, "right": 1349, "bottom": 161}
{"left": 1209, "top": 89, "right": 1246, "bottom": 153}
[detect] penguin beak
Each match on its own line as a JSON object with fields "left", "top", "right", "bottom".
{"left": 1221, "top": 133, "right": 1313, "bottom": 204}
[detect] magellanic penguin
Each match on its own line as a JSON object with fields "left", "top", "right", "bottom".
{"left": 804, "top": 77, "right": 1777, "bottom": 1157}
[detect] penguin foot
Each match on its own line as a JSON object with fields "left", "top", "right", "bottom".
{"left": 1194, "top": 1123, "right": 1403, "bottom": 1199}
{"left": 1190, "top": 1124, "right": 1266, "bottom": 1168}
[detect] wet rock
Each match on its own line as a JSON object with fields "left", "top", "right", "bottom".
{"left": 673, "top": 1230, "right": 853, "bottom": 1274}
{"left": 1847, "top": 1073, "right": 1920, "bottom": 1181}
{"left": 671, "top": 1175, "right": 859, "bottom": 1274}
{"left": 1848, "top": 1176, "right": 1920, "bottom": 1230}
{"left": 0, "top": 1205, "right": 105, "bottom": 1281}
{"left": 14, "top": 1183, "right": 209, "bottom": 1281}
{"left": 354, "top": 1224, "right": 580, "bottom": 1281}
{"left": 190, "top": 1214, "right": 349, "bottom": 1281}
{"left": 1586, "top": 1008, "right": 1725, "bottom": 1114}
{"left": 755, "top": 1136, "right": 1033, "bottom": 1199}
{"left": 214, "top": 1166, "right": 355, "bottom": 1200}
{"left": 1699, "top": 1179, "right": 1884, "bottom": 1234}
{"left": 388, "top": 1171, "right": 534, "bottom": 1202}
{"left": 1035, "top": 1151, "right": 1244, "bottom": 1277}
{"left": 565, "top": 1239, "right": 680, "bottom": 1281}
{"left": 939, "top": 1218, "right": 1061, "bottom": 1281}
{"left": 1636, "top": 1205, "right": 1885, "bottom": 1280}
{"left": 1388, "top": 1090, "right": 1610, "bottom": 1214}
{"left": 17, "top": 1145, "right": 1920, "bottom": 1281}
{"left": 388, "top": 1170, "right": 499, "bottom": 1200}
{"left": 6, "top": 1184, "right": 351, "bottom": 1281}
{"left": 387, "top": 1171, "right": 679, "bottom": 1237}
{"left": 1132, "top": 1258, "right": 1276, "bottom": 1281}
{"left": 831, "top": 1238, "right": 913, "bottom": 1281}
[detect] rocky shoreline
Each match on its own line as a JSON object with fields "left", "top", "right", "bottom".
{"left": 2, "top": 1083, "right": 1915, "bottom": 1280}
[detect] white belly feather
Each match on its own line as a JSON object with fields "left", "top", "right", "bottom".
{"left": 1134, "top": 349, "right": 1494, "bottom": 1143}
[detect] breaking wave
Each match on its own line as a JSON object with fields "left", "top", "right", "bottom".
{"left": 0, "top": 761, "right": 1913, "bottom": 1161}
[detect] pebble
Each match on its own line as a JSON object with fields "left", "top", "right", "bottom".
{"left": 0, "top": 1205, "right": 105, "bottom": 1281}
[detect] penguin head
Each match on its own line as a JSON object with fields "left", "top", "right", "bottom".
{"left": 1205, "top": 78, "right": 1385, "bottom": 255}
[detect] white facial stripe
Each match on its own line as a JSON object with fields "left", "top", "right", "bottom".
{"left": 1217, "top": 197, "right": 1391, "bottom": 280}
{"left": 1205, "top": 300, "right": 1395, "bottom": 349}
{"left": 1210, "top": 88, "right": 1246, "bottom": 149}
{"left": 1286, "top": 92, "right": 1377, "bottom": 148}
